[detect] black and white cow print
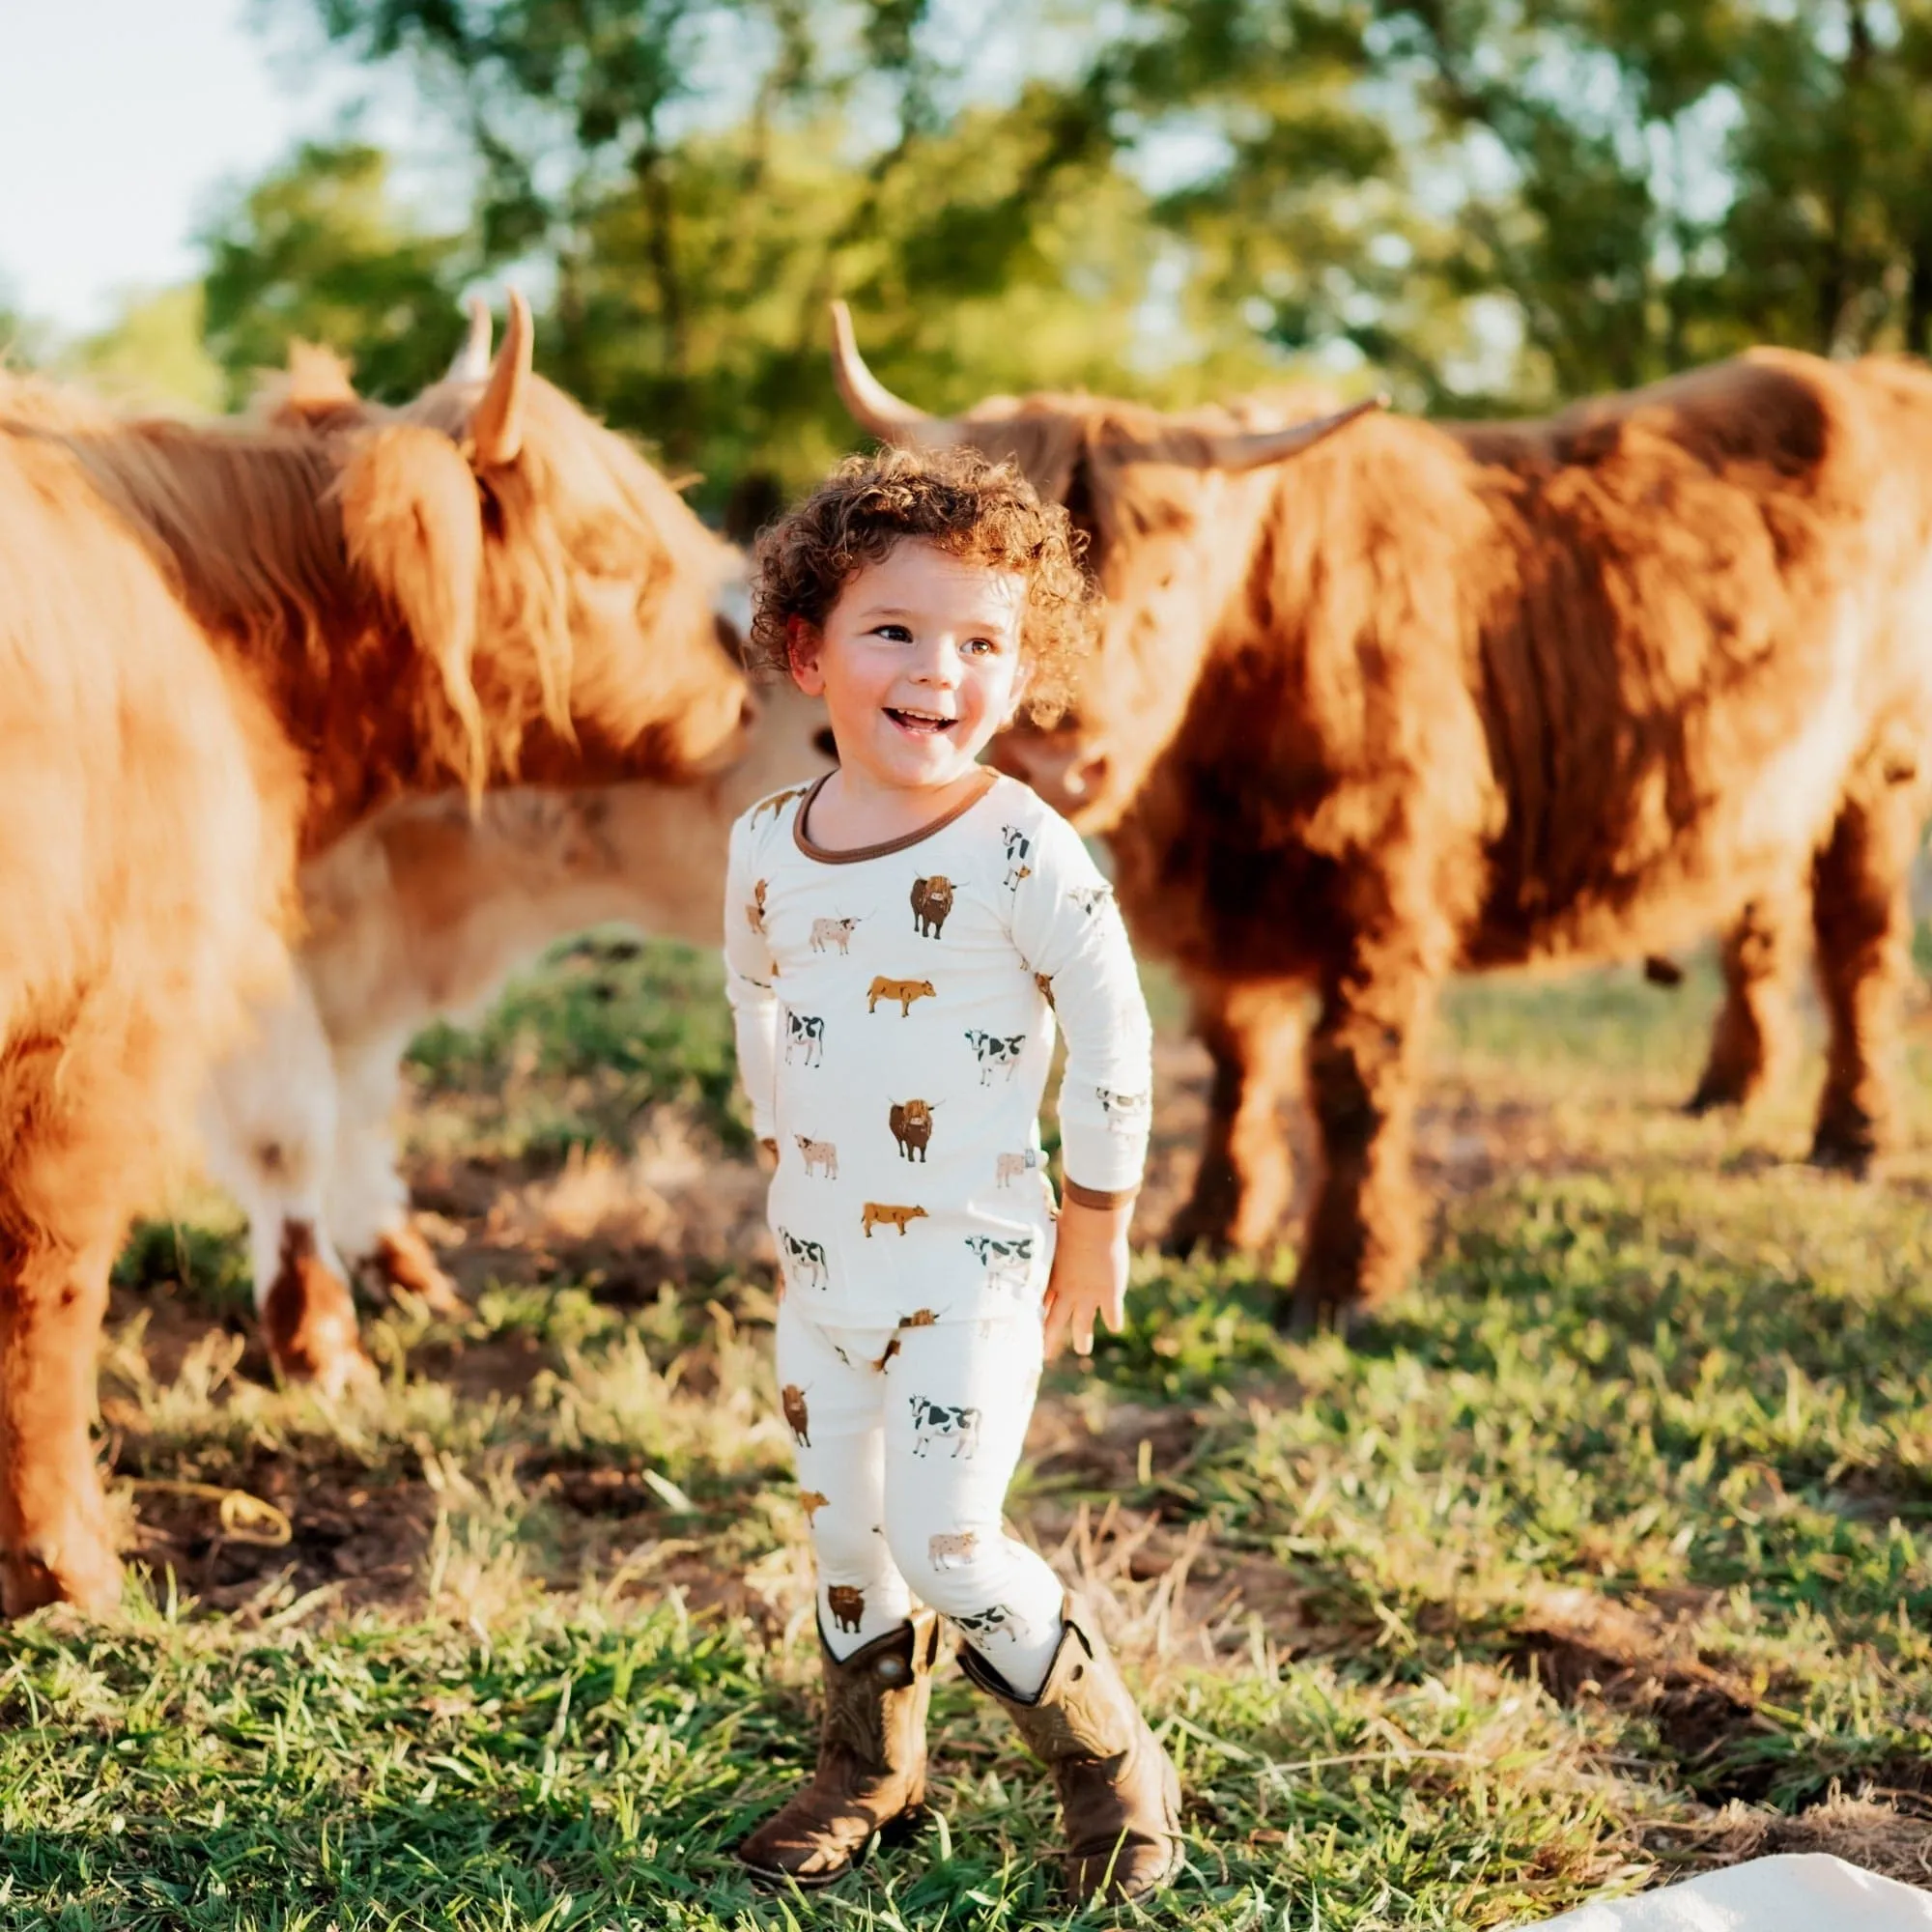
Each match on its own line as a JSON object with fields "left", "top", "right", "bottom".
{"left": 952, "top": 1603, "right": 1025, "bottom": 1644}
{"left": 909, "top": 1394, "right": 982, "bottom": 1459}
{"left": 964, "top": 1029, "right": 1025, "bottom": 1084}
{"left": 783, "top": 1009, "right": 826, "bottom": 1066}
{"left": 964, "top": 1233, "right": 1035, "bottom": 1293}
{"left": 780, "top": 1228, "right": 830, "bottom": 1291}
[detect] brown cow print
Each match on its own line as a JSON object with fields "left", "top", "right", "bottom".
{"left": 826, "top": 1584, "right": 867, "bottom": 1634}
{"left": 867, "top": 975, "right": 935, "bottom": 1015}
{"left": 746, "top": 878, "right": 768, "bottom": 934}
{"left": 889, "top": 1097, "right": 935, "bottom": 1160}
{"left": 862, "top": 1202, "right": 927, "bottom": 1237}
{"left": 899, "top": 1308, "right": 939, "bottom": 1328}
{"left": 875, "top": 1336, "right": 902, "bottom": 1370}
{"left": 1035, "top": 971, "right": 1056, "bottom": 1009}
{"left": 911, "top": 874, "right": 954, "bottom": 937}
{"left": 799, "top": 1490, "right": 830, "bottom": 1522}
{"left": 781, "top": 1383, "right": 810, "bottom": 1446}
{"left": 752, "top": 783, "right": 812, "bottom": 826}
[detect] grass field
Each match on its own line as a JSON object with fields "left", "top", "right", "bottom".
{"left": 9, "top": 938, "right": 1932, "bottom": 1928}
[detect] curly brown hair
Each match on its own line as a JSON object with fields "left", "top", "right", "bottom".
{"left": 747, "top": 445, "right": 1094, "bottom": 724}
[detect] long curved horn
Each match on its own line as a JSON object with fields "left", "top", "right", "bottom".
{"left": 828, "top": 300, "right": 956, "bottom": 447}
{"left": 1204, "top": 393, "right": 1390, "bottom": 472}
{"left": 447, "top": 295, "right": 493, "bottom": 383}
{"left": 470, "top": 288, "right": 533, "bottom": 468}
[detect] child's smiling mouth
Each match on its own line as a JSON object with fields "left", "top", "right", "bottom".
{"left": 885, "top": 705, "right": 957, "bottom": 737}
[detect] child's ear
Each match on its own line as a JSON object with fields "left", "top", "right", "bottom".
{"left": 787, "top": 615, "right": 827, "bottom": 696}
{"left": 1000, "top": 657, "right": 1034, "bottom": 728}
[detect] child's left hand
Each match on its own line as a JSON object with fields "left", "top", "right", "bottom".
{"left": 1042, "top": 1198, "right": 1134, "bottom": 1359}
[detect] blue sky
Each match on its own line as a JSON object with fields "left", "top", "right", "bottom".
{"left": 0, "top": 0, "right": 371, "bottom": 331}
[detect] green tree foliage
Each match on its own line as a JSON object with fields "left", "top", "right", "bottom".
{"left": 61, "top": 285, "right": 227, "bottom": 412}
{"left": 207, "top": 0, "right": 1932, "bottom": 493}
{"left": 200, "top": 140, "right": 471, "bottom": 404}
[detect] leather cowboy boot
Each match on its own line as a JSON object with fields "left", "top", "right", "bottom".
{"left": 738, "top": 1609, "right": 941, "bottom": 1886}
{"left": 958, "top": 1603, "right": 1182, "bottom": 1902}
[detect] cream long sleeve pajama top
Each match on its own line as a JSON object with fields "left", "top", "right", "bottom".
{"left": 724, "top": 770, "right": 1153, "bottom": 1324}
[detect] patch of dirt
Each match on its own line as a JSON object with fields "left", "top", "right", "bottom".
{"left": 1648, "top": 1793, "right": 1932, "bottom": 1889}
{"left": 1504, "top": 1585, "right": 1773, "bottom": 1783}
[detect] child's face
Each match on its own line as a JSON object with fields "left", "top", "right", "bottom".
{"left": 789, "top": 539, "right": 1027, "bottom": 792}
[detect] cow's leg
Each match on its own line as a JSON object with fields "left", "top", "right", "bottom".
{"left": 1165, "top": 980, "right": 1304, "bottom": 1256}
{"left": 200, "top": 984, "right": 370, "bottom": 1393}
{"left": 0, "top": 1214, "right": 123, "bottom": 1616}
{"left": 1686, "top": 894, "right": 1805, "bottom": 1113}
{"left": 1808, "top": 775, "right": 1921, "bottom": 1174}
{"left": 327, "top": 1039, "right": 464, "bottom": 1316}
{"left": 1284, "top": 932, "right": 1442, "bottom": 1335}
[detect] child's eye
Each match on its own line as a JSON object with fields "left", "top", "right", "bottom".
{"left": 873, "top": 623, "right": 913, "bottom": 642}
{"left": 962, "top": 637, "right": 999, "bottom": 656}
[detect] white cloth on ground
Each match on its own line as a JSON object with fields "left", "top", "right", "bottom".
{"left": 1513, "top": 1853, "right": 1932, "bottom": 1930}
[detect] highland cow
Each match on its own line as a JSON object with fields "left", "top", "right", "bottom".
{"left": 834, "top": 302, "right": 1932, "bottom": 1331}
{"left": 0, "top": 296, "right": 751, "bottom": 1611}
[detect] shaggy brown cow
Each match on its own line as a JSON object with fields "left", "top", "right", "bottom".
{"left": 0, "top": 297, "right": 750, "bottom": 1612}
{"left": 199, "top": 671, "right": 834, "bottom": 1394}
{"left": 832, "top": 304, "right": 1932, "bottom": 1330}
{"left": 890, "top": 1098, "right": 936, "bottom": 1160}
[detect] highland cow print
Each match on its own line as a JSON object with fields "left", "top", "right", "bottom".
{"left": 995, "top": 1149, "right": 1041, "bottom": 1187}
{"left": 964, "top": 1030, "right": 1025, "bottom": 1083}
{"left": 747, "top": 878, "right": 769, "bottom": 934}
{"left": 867, "top": 976, "right": 935, "bottom": 1016}
{"left": 875, "top": 1335, "right": 902, "bottom": 1370}
{"left": 781, "top": 1384, "right": 811, "bottom": 1446}
{"left": 889, "top": 1097, "right": 935, "bottom": 1161}
{"left": 799, "top": 1490, "right": 830, "bottom": 1522}
{"left": 927, "top": 1530, "right": 979, "bottom": 1572}
{"left": 898, "top": 1308, "right": 939, "bottom": 1328}
{"left": 910, "top": 875, "right": 954, "bottom": 938}
{"left": 909, "top": 1395, "right": 982, "bottom": 1459}
{"left": 752, "top": 784, "right": 812, "bottom": 826}
{"left": 826, "top": 1584, "right": 867, "bottom": 1634}
{"left": 784, "top": 1009, "right": 826, "bottom": 1065}
{"left": 810, "top": 915, "right": 862, "bottom": 953}
{"left": 1069, "top": 885, "right": 1114, "bottom": 918}
{"left": 779, "top": 1228, "right": 829, "bottom": 1291}
{"left": 794, "top": 1134, "right": 838, "bottom": 1179}
{"left": 952, "top": 1603, "right": 1023, "bottom": 1643}
{"left": 1035, "top": 971, "right": 1056, "bottom": 1009}
{"left": 964, "top": 1233, "right": 1036, "bottom": 1293}
{"left": 862, "top": 1202, "right": 927, "bottom": 1237}
{"left": 1095, "top": 1087, "right": 1151, "bottom": 1131}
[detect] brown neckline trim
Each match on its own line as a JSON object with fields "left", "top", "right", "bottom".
{"left": 792, "top": 766, "right": 1000, "bottom": 866}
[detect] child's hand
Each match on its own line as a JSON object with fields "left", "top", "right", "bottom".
{"left": 1042, "top": 1198, "right": 1133, "bottom": 1360}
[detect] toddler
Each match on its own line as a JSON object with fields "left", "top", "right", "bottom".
{"left": 724, "top": 448, "right": 1181, "bottom": 1900}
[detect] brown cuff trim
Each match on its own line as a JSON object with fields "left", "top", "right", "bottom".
{"left": 1062, "top": 1178, "right": 1141, "bottom": 1210}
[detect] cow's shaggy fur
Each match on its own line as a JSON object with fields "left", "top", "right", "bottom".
{"left": 0, "top": 321, "right": 748, "bottom": 1611}
{"left": 200, "top": 678, "right": 834, "bottom": 1381}
{"left": 841, "top": 346, "right": 1932, "bottom": 1327}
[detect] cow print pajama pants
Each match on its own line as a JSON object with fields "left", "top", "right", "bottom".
{"left": 776, "top": 1299, "right": 1067, "bottom": 1696}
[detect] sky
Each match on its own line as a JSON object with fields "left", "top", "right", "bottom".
{"left": 0, "top": 0, "right": 372, "bottom": 332}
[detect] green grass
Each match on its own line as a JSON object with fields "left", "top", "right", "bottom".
{"left": 13, "top": 940, "right": 1932, "bottom": 1927}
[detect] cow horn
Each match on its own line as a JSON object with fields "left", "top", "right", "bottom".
{"left": 1204, "top": 393, "right": 1390, "bottom": 472}
{"left": 828, "top": 300, "right": 956, "bottom": 447}
{"left": 447, "top": 295, "right": 493, "bottom": 383}
{"left": 470, "top": 288, "right": 533, "bottom": 468}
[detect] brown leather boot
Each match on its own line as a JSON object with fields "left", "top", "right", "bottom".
{"left": 959, "top": 1604, "right": 1183, "bottom": 1902}
{"left": 738, "top": 1610, "right": 940, "bottom": 1887}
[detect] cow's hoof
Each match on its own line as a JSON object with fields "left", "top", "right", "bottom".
{"left": 367, "top": 1224, "right": 467, "bottom": 1316}
{"left": 1274, "top": 1282, "right": 1357, "bottom": 1342}
{"left": 1808, "top": 1125, "right": 1881, "bottom": 1179}
{"left": 1684, "top": 1073, "right": 1750, "bottom": 1116}
{"left": 2, "top": 1528, "right": 122, "bottom": 1618}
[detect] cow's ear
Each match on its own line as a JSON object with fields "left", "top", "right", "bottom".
{"left": 337, "top": 424, "right": 488, "bottom": 790}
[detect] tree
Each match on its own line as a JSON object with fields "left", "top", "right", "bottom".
{"left": 200, "top": 140, "right": 471, "bottom": 404}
